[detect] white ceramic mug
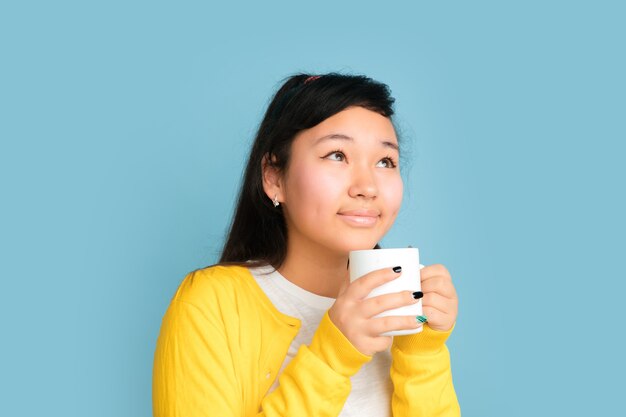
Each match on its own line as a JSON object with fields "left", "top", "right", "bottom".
{"left": 349, "top": 248, "right": 424, "bottom": 336}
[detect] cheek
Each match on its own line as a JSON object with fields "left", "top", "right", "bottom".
{"left": 286, "top": 164, "right": 343, "bottom": 211}
{"left": 383, "top": 176, "right": 404, "bottom": 217}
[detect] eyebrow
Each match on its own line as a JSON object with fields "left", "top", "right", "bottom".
{"left": 314, "top": 133, "right": 399, "bottom": 152}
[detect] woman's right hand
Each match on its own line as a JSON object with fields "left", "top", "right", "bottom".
{"left": 328, "top": 267, "right": 422, "bottom": 356}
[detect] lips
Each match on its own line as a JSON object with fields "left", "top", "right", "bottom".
{"left": 337, "top": 209, "right": 380, "bottom": 226}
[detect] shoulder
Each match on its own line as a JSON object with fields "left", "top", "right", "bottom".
{"left": 166, "top": 264, "right": 297, "bottom": 330}
{"left": 173, "top": 264, "right": 256, "bottom": 311}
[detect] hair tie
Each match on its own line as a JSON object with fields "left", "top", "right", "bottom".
{"left": 304, "top": 75, "right": 321, "bottom": 84}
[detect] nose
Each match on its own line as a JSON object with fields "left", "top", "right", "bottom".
{"left": 348, "top": 164, "right": 378, "bottom": 199}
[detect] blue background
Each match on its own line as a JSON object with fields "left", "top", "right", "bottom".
{"left": 1, "top": 1, "right": 624, "bottom": 416}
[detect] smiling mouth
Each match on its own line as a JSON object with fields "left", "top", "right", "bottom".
{"left": 337, "top": 209, "right": 380, "bottom": 227}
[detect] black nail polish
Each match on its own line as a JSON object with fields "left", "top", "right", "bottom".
{"left": 392, "top": 266, "right": 402, "bottom": 273}
{"left": 412, "top": 291, "right": 423, "bottom": 299}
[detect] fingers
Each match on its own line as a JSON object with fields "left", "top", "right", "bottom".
{"left": 368, "top": 315, "right": 422, "bottom": 336}
{"left": 331, "top": 263, "right": 458, "bottom": 354}
{"left": 421, "top": 306, "right": 454, "bottom": 332}
{"left": 422, "top": 291, "right": 455, "bottom": 315}
{"left": 420, "top": 263, "right": 448, "bottom": 280}
{"left": 420, "top": 265, "right": 457, "bottom": 299}
{"left": 348, "top": 266, "right": 402, "bottom": 299}
{"left": 419, "top": 264, "right": 458, "bottom": 332}
{"left": 361, "top": 290, "right": 420, "bottom": 318}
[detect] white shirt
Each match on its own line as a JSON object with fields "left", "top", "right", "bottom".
{"left": 249, "top": 265, "right": 392, "bottom": 417}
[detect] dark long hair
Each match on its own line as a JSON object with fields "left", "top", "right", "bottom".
{"left": 219, "top": 73, "right": 396, "bottom": 268}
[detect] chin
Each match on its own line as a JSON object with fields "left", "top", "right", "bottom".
{"left": 335, "top": 238, "right": 382, "bottom": 254}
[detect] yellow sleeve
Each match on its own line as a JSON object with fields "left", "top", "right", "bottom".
{"left": 261, "top": 311, "right": 372, "bottom": 416}
{"left": 153, "top": 300, "right": 371, "bottom": 416}
{"left": 390, "top": 324, "right": 461, "bottom": 417}
{"left": 153, "top": 299, "right": 241, "bottom": 417}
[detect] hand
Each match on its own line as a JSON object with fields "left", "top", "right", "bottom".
{"left": 420, "top": 264, "right": 458, "bottom": 332}
{"left": 328, "top": 267, "right": 422, "bottom": 356}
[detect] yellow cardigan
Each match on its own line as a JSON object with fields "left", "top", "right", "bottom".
{"left": 153, "top": 265, "right": 460, "bottom": 417}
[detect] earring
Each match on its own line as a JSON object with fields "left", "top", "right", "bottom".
{"left": 272, "top": 195, "right": 280, "bottom": 207}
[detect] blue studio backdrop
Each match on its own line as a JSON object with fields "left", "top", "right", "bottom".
{"left": 1, "top": 1, "right": 624, "bottom": 416}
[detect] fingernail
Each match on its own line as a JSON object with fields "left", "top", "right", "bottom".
{"left": 392, "top": 266, "right": 402, "bottom": 273}
{"left": 412, "top": 291, "right": 423, "bottom": 299}
{"left": 416, "top": 315, "right": 428, "bottom": 324}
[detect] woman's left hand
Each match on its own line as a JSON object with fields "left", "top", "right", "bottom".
{"left": 420, "top": 264, "right": 458, "bottom": 332}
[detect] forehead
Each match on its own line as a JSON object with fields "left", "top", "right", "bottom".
{"left": 294, "top": 106, "right": 398, "bottom": 147}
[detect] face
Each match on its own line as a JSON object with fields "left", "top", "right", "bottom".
{"left": 265, "top": 106, "right": 404, "bottom": 257}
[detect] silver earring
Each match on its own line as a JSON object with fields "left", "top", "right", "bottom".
{"left": 272, "top": 195, "right": 280, "bottom": 207}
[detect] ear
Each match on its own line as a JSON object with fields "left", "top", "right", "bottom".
{"left": 261, "top": 153, "right": 284, "bottom": 204}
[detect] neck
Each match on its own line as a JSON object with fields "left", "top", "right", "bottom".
{"left": 278, "top": 240, "right": 349, "bottom": 298}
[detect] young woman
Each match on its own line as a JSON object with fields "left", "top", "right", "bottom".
{"left": 153, "top": 73, "right": 460, "bottom": 416}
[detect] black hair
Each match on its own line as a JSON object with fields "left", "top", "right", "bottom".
{"left": 219, "top": 73, "right": 396, "bottom": 268}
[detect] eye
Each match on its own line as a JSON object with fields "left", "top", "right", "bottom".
{"left": 323, "top": 150, "right": 346, "bottom": 162}
{"left": 376, "top": 157, "right": 397, "bottom": 169}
